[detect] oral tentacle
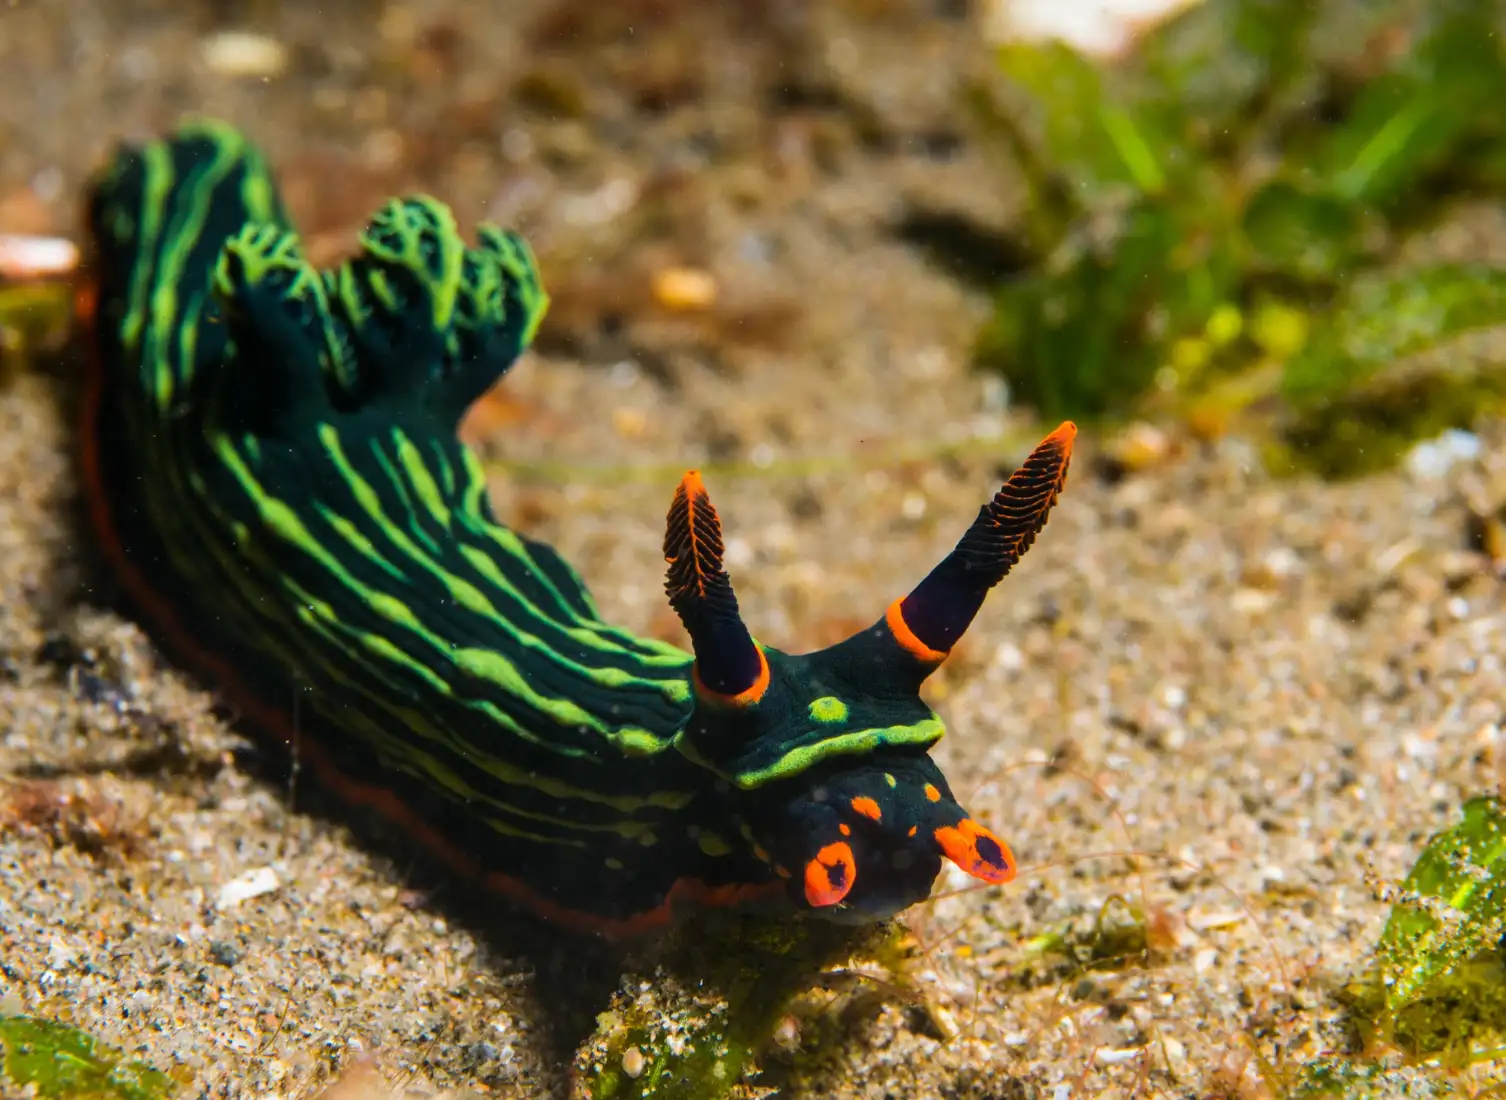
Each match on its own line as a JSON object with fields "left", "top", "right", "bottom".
{"left": 803, "top": 840, "right": 858, "bottom": 907}
{"left": 933, "top": 816, "right": 1016, "bottom": 885}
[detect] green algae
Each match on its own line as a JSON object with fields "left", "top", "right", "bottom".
{"left": 1019, "top": 893, "right": 1156, "bottom": 975}
{"left": 1229, "top": 796, "right": 1506, "bottom": 1094}
{"left": 574, "top": 918, "right": 916, "bottom": 1100}
{"left": 0, "top": 280, "right": 73, "bottom": 385}
{"left": 1341, "top": 795, "right": 1506, "bottom": 1067}
{"left": 0, "top": 1015, "right": 177, "bottom": 1100}
{"left": 969, "top": 0, "right": 1506, "bottom": 478}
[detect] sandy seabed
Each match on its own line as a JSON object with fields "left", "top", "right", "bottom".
{"left": 2, "top": 1, "right": 1505, "bottom": 1096}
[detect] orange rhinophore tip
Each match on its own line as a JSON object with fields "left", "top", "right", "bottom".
{"left": 804, "top": 841, "right": 857, "bottom": 907}
{"left": 1044, "top": 419, "right": 1078, "bottom": 451}
{"left": 978, "top": 421, "right": 1076, "bottom": 577}
{"left": 664, "top": 470, "right": 723, "bottom": 606}
{"left": 663, "top": 468, "right": 768, "bottom": 700}
{"left": 934, "top": 818, "right": 1016, "bottom": 885}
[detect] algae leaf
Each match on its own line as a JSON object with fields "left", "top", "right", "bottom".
{"left": 1375, "top": 795, "right": 1506, "bottom": 1014}
{"left": 1283, "top": 263, "right": 1506, "bottom": 404}
{"left": 993, "top": 40, "right": 1171, "bottom": 206}
{"left": 1129, "top": 0, "right": 1319, "bottom": 160}
{"left": 1273, "top": 263, "right": 1506, "bottom": 477}
{"left": 1318, "top": 4, "right": 1506, "bottom": 211}
{"left": 0, "top": 1015, "right": 176, "bottom": 1100}
{"left": 1241, "top": 180, "right": 1365, "bottom": 284}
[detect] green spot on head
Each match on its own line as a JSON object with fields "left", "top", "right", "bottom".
{"left": 885, "top": 773, "right": 898, "bottom": 789}
{"left": 808, "top": 696, "right": 849, "bottom": 723}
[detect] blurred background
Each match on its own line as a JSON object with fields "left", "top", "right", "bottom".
{"left": 3, "top": 1, "right": 1506, "bottom": 1098}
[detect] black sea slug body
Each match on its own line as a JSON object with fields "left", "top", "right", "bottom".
{"left": 77, "top": 119, "right": 1075, "bottom": 936}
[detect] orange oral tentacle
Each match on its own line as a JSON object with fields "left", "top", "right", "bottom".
{"left": 934, "top": 818, "right": 1016, "bottom": 885}
{"left": 803, "top": 841, "right": 858, "bottom": 907}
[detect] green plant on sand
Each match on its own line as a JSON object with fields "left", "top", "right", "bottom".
{"left": 0, "top": 277, "right": 73, "bottom": 385}
{"left": 0, "top": 1015, "right": 177, "bottom": 1100}
{"left": 1342, "top": 795, "right": 1506, "bottom": 1069}
{"left": 573, "top": 916, "right": 921, "bottom": 1100}
{"left": 1220, "top": 796, "right": 1506, "bottom": 1096}
{"left": 970, "top": 0, "right": 1506, "bottom": 477}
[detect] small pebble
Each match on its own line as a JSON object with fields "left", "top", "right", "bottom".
{"left": 208, "top": 940, "right": 243, "bottom": 967}
{"left": 1187, "top": 909, "right": 1245, "bottom": 932}
{"left": 651, "top": 267, "right": 718, "bottom": 311}
{"left": 0, "top": 234, "right": 77, "bottom": 279}
{"left": 199, "top": 30, "right": 289, "bottom": 78}
{"left": 1405, "top": 429, "right": 1481, "bottom": 480}
{"left": 216, "top": 866, "right": 281, "bottom": 908}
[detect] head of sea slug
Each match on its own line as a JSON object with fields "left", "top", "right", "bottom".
{"left": 661, "top": 423, "right": 1076, "bottom": 922}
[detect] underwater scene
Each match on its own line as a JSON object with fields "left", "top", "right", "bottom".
{"left": 2, "top": 0, "right": 1506, "bottom": 1096}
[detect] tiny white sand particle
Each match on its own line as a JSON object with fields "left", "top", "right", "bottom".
{"left": 992, "top": 642, "right": 1024, "bottom": 672}
{"left": 1402, "top": 733, "right": 1437, "bottom": 760}
{"left": 31, "top": 168, "right": 63, "bottom": 203}
{"left": 1160, "top": 1036, "right": 1190, "bottom": 1075}
{"left": 1231, "top": 588, "right": 1276, "bottom": 614}
{"left": 1187, "top": 908, "right": 1245, "bottom": 932}
{"left": 929, "top": 1004, "right": 959, "bottom": 1041}
{"left": 1405, "top": 429, "right": 1480, "bottom": 480}
{"left": 216, "top": 866, "right": 281, "bottom": 908}
{"left": 1264, "top": 547, "right": 1301, "bottom": 578}
{"left": 943, "top": 862, "right": 974, "bottom": 893}
{"left": 724, "top": 537, "right": 754, "bottom": 569}
{"left": 559, "top": 178, "right": 639, "bottom": 228}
